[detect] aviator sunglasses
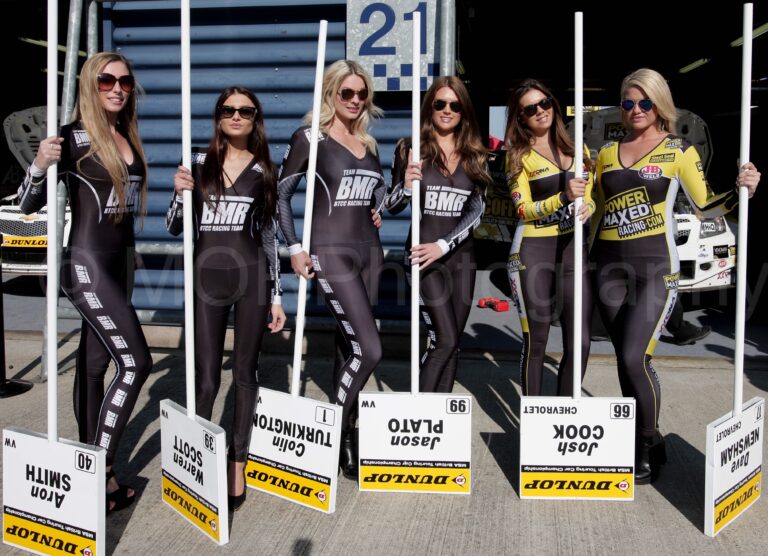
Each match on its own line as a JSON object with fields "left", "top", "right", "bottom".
{"left": 521, "top": 97, "right": 553, "bottom": 118}
{"left": 338, "top": 88, "right": 369, "bottom": 101}
{"left": 218, "top": 105, "right": 257, "bottom": 120}
{"left": 97, "top": 73, "right": 136, "bottom": 93}
{"left": 621, "top": 98, "right": 654, "bottom": 112}
{"left": 432, "top": 99, "right": 463, "bottom": 113}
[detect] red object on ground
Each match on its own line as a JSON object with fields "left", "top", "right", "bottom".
{"left": 478, "top": 297, "right": 498, "bottom": 308}
{"left": 478, "top": 297, "right": 509, "bottom": 311}
{"left": 486, "top": 299, "right": 509, "bottom": 312}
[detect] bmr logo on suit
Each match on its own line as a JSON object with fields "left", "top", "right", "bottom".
{"left": 335, "top": 169, "right": 380, "bottom": 207}
{"left": 424, "top": 185, "right": 469, "bottom": 217}
{"left": 105, "top": 176, "right": 142, "bottom": 214}
{"left": 200, "top": 195, "right": 254, "bottom": 231}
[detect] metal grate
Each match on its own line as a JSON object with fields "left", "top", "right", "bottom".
{"left": 0, "top": 214, "right": 49, "bottom": 237}
{"left": 675, "top": 228, "right": 691, "bottom": 246}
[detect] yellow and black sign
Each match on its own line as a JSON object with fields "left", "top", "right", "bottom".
{"left": 520, "top": 470, "right": 634, "bottom": 499}
{"left": 713, "top": 470, "right": 761, "bottom": 534}
{"left": 649, "top": 153, "right": 676, "bottom": 164}
{"left": 359, "top": 463, "right": 470, "bottom": 493}
{"left": 162, "top": 472, "right": 219, "bottom": 542}
{"left": 663, "top": 272, "right": 681, "bottom": 290}
{"left": 3, "top": 507, "right": 97, "bottom": 556}
{"left": 604, "top": 122, "right": 627, "bottom": 141}
{"left": 246, "top": 457, "right": 330, "bottom": 511}
{"left": 2, "top": 235, "right": 47, "bottom": 248}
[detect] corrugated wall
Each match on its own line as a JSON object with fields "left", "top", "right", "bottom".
{"left": 103, "top": 0, "right": 412, "bottom": 320}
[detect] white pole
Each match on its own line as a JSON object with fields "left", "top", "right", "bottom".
{"left": 46, "top": 0, "right": 59, "bottom": 442}
{"left": 572, "top": 12, "right": 584, "bottom": 399}
{"left": 734, "top": 3, "right": 753, "bottom": 416}
{"left": 410, "top": 12, "right": 421, "bottom": 396}
{"left": 181, "top": 0, "right": 195, "bottom": 418}
{"left": 291, "top": 20, "right": 328, "bottom": 397}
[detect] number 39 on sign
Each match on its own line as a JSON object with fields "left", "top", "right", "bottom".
{"left": 346, "top": 0, "right": 439, "bottom": 91}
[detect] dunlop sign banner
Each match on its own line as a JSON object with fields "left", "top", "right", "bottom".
{"left": 2, "top": 236, "right": 47, "bottom": 248}
{"left": 160, "top": 401, "right": 228, "bottom": 545}
{"left": 705, "top": 396, "right": 764, "bottom": 537}
{"left": 519, "top": 397, "right": 636, "bottom": 501}
{"left": 3, "top": 428, "right": 105, "bottom": 556}
{"left": 247, "top": 389, "right": 342, "bottom": 513}
{"left": 358, "top": 393, "right": 472, "bottom": 494}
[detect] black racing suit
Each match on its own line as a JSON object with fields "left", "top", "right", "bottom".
{"left": 277, "top": 126, "right": 386, "bottom": 431}
{"left": 18, "top": 121, "right": 152, "bottom": 466}
{"left": 593, "top": 135, "right": 737, "bottom": 435}
{"left": 507, "top": 147, "right": 594, "bottom": 396}
{"left": 386, "top": 140, "right": 485, "bottom": 392}
{"left": 166, "top": 149, "right": 281, "bottom": 461}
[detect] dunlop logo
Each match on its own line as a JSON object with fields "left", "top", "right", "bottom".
{"left": 162, "top": 475, "right": 219, "bottom": 542}
{"left": 359, "top": 465, "right": 470, "bottom": 493}
{"left": 246, "top": 461, "right": 330, "bottom": 511}
{"left": 520, "top": 471, "right": 634, "bottom": 499}
{"left": 714, "top": 471, "right": 761, "bottom": 533}
{"left": 2, "top": 236, "right": 47, "bottom": 248}
{"left": 3, "top": 511, "right": 95, "bottom": 556}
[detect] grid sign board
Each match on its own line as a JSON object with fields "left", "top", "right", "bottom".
{"left": 347, "top": 0, "right": 438, "bottom": 91}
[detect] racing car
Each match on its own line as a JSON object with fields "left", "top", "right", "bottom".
{"left": 1, "top": 106, "right": 72, "bottom": 274}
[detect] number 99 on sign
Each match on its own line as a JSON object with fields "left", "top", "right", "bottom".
{"left": 447, "top": 398, "right": 470, "bottom": 414}
{"left": 610, "top": 403, "right": 633, "bottom": 419}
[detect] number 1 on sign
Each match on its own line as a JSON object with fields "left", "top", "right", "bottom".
{"left": 403, "top": 2, "right": 427, "bottom": 54}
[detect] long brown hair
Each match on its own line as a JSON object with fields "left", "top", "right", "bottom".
{"left": 72, "top": 52, "right": 148, "bottom": 223}
{"left": 504, "top": 79, "right": 577, "bottom": 182}
{"left": 201, "top": 86, "right": 277, "bottom": 227}
{"left": 416, "top": 76, "right": 490, "bottom": 188}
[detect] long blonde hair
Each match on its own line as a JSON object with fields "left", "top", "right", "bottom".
{"left": 620, "top": 68, "right": 678, "bottom": 135}
{"left": 303, "top": 59, "right": 383, "bottom": 154}
{"left": 72, "top": 52, "right": 148, "bottom": 223}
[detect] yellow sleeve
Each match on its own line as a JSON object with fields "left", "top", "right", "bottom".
{"left": 507, "top": 152, "right": 565, "bottom": 222}
{"left": 678, "top": 146, "right": 737, "bottom": 217}
{"left": 582, "top": 144, "right": 596, "bottom": 217}
{"left": 589, "top": 149, "right": 606, "bottom": 246}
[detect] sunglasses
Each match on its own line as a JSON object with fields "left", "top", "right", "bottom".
{"left": 521, "top": 97, "right": 553, "bottom": 118}
{"left": 218, "top": 105, "right": 257, "bottom": 120}
{"left": 432, "top": 99, "right": 462, "bottom": 113}
{"left": 97, "top": 73, "right": 136, "bottom": 93}
{"left": 338, "top": 88, "right": 369, "bottom": 102}
{"left": 621, "top": 98, "right": 654, "bottom": 112}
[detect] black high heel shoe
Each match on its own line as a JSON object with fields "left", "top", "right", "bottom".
{"left": 339, "top": 429, "right": 358, "bottom": 479}
{"left": 227, "top": 461, "right": 247, "bottom": 512}
{"left": 635, "top": 431, "right": 667, "bottom": 485}
{"left": 106, "top": 468, "right": 135, "bottom": 515}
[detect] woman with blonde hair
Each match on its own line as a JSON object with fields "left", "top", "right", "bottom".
{"left": 593, "top": 68, "right": 761, "bottom": 483}
{"left": 386, "top": 76, "right": 489, "bottom": 392}
{"left": 277, "top": 60, "right": 386, "bottom": 479}
{"left": 19, "top": 52, "right": 152, "bottom": 513}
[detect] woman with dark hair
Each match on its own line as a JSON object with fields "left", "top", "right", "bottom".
{"left": 20, "top": 52, "right": 152, "bottom": 514}
{"left": 504, "top": 78, "right": 594, "bottom": 397}
{"left": 168, "top": 86, "right": 285, "bottom": 510}
{"left": 278, "top": 60, "right": 386, "bottom": 479}
{"left": 386, "top": 76, "right": 489, "bottom": 392}
{"left": 593, "top": 68, "right": 760, "bottom": 483}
